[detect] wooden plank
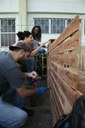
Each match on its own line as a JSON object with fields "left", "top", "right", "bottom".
{"left": 49, "top": 16, "right": 80, "bottom": 52}
{"left": 52, "top": 63, "right": 79, "bottom": 90}
{"left": 49, "top": 76, "right": 64, "bottom": 122}
{"left": 51, "top": 31, "right": 80, "bottom": 54}
{"left": 76, "top": 90, "right": 83, "bottom": 98}
{"left": 50, "top": 67, "right": 77, "bottom": 106}
{"left": 50, "top": 71, "right": 71, "bottom": 108}
{"left": 77, "top": 70, "right": 85, "bottom": 94}
{"left": 50, "top": 49, "right": 80, "bottom": 69}
{"left": 59, "top": 67, "right": 79, "bottom": 90}
{"left": 50, "top": 74, "right": 73, "bottom": 115}
{"left": 50, "top": 91, "right": 59, "bottom": 122}
{"left": 47, "top": 16, "right": 82, "bottom": 124}
{"left": 50, "top": 76, "right": 65, "bottom": 114}
{"left": 50, "top": 92, "right": 58, "bottom": 124}
{"left": 80, "top": 46, "right": 85, "bottom": 71}
{"left": 49, "top": 61, "right": 79, "bottom": 90}
{"left": 78, "top": 83, "right": 85, "bottom": 95}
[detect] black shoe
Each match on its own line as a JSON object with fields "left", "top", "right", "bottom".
{"left": 22, "top": 107, "right": 34, "bottom": 116}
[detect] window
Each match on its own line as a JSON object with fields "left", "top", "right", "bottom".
{"left": 34, "top": 18, "right": 72, "bottom": 34}
{"left": 34, "top": 18, "right": 49, "bottom": 33}
{"left": 0, "top": 18, "right": 16, "bottom": 46}
{"left": 51, "top": 18, "right": 65, "bottom": 33}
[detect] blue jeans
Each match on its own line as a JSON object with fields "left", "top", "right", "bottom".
{"left": 27, "top": 56, "right": 35, "bottom": 72}
{"left": 0, "top": 97, "right": 28, "bottom": 128}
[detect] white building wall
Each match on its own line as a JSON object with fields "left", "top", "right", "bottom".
{"left": 27, "top": 0, "right": 85, "bottom": 14}
{"left": 0, "top": 0, "right": 84, "bottom": 14}
{"left": 0, "top": 0, "right": 19, "bottom": 13}
{"left": 27, "top": 0, "right": 85, "bottom": 44}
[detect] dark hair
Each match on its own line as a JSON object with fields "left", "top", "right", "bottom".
{"left": 17, "top": 31, "right": 24, "bottom": 40}
{"left": 31, "top": 25, "right": 41, "bottom": 42}
{"left": 17, "top": 31, "right": 32, "bottom": 40}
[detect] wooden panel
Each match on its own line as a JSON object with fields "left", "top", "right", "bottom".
{"left": 49, "top": 16, "right": 80, "bottom": 52}
{"left": 47, "top": 16, "right": 85, "bottom": 124}
{"left": 52, "top": 63, "right": 79, "bottom": 90}
{"left": 78, "top": 47, "right": 85, "bottom": 94}
{"left": 50, "top": 76, "right": 65, "bottom": 114}
{"left": 50, "top": 50, "right": 80, "bottom": 69}
{"left": 51, "top": 31, "right": 80, "bottom": 54}
{"left": 50, "top": 91, "right": 58, "bottom": 124}
{"left": 80, "top": 46, "right": 85, "bottom": 71}
{"left": 50, "top": 67, "right": 77, "bottom": 106}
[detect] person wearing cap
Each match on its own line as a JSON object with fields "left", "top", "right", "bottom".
{"left": 0, "top": 41, "right": 47, "bottom": 128}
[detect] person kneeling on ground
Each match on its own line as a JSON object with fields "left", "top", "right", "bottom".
{"left": 0, "top": 41, "right": 47, "bottom": 128}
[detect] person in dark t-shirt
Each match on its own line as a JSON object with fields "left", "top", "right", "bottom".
{"left": 0, "top": 41, "right": 47, "bottom": 128}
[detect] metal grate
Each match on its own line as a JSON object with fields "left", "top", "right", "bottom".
{"left": 34, "top": 18, "right": 49, "bottom": 33}
{"left": 34, "top": 18, "right": 72, "bottom": 34}
{"left": 51, "top": 18, "right": 65, "bottom": 33}
{"left": 0, "top": 18, "right": 16, "bottom": 47}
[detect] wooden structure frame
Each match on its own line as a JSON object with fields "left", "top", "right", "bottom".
{"left": 47, "top": 16, "right": 85, "bottom": 124}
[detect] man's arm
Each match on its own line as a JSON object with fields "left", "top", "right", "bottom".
{"left": 16, "top": 86, "right": 36, "bottom": 97}
{"left": 16, "top": 85, "right": 47, "bottom": 97}
{"left": 31, "top": 43, "right": 45, "bottom": 56}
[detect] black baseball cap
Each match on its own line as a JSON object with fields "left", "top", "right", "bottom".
{"left": 9, "top": 41, "right": 32, "bottom": 53}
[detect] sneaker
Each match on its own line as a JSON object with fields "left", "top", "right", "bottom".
{"left": 22, "top": 107, "right": 34, "bottom": 116}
